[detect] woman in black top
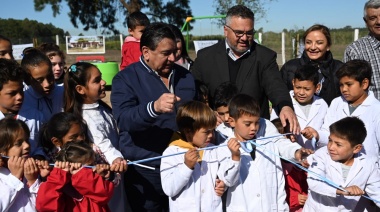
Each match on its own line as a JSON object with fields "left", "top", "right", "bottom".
{"left": 281, "top": 24, "right": 343, "bottom": 105}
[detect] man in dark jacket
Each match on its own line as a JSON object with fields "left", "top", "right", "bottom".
{"left": 192, "top": 5, "right": 299, "bottom": 133}
{"left": 111, "top": 23, "right": 196, "bottom": 212}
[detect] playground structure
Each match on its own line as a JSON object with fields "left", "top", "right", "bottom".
{"left": 180, "top": 15, "right": 226, "bottom": 52}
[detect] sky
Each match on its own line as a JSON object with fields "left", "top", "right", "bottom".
{"left": 0, "top": 0, "right": 368, "bottom": 36}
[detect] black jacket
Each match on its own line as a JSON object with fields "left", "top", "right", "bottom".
{"left": 192, "top": 40, "right": 293, "bottom": 119}
{"left": 281, "top": 51, "right": 343, "bottom": 105}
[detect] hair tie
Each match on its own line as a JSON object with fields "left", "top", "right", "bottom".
{"left": 56, "top": 142, "right": 73, "bottom": 161}
{"left": 69, "top": 65, "right": 77, "bottom": 73}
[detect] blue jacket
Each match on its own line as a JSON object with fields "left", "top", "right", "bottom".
{"left": 111, "top": 58, "right": 196, "bottom": 166}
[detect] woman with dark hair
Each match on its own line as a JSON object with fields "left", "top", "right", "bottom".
{"left": 168, "top": 24, "right": 194, "bottom": 69}
{"left": 281, "top": 24, "right": 343, "bottom": 105}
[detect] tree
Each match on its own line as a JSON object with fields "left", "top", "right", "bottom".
{"left": 213, "top": 0, "right": 276, "bottom": 25}
{"left": 33, "top": 0, "right": 193, "bottom": 34}
{"left": 0, "top": 18, "right": 65, "bottom": 44}
{"left": 343, "top": 25, "right": 353, "bottom": 30}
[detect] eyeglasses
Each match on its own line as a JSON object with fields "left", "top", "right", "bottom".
{"left": 225, "top": 25, "right": 255, "bottom": 38}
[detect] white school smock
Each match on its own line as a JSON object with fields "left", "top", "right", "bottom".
{"left": 219, "top": 118, "right": 289, "bottom": 212}
{"left": 304, "top": 146, "right": 380, "bottom": 211}
{"left": 0, "top": 167, "right": 40, "bottom": 212}
{"left": 160, "top": 144, "right": 240, "bottom": 212}
{"left": 290, "top": 90, "right": 328, "bottom": 150}
{"left": 0, "top": 110, "right": 43, "bottom": 156}
{"left": 82, "top": 102, "right": 126, "bottom": 212}
{"left": 82, "top": 102, "right": 123, "bottom": 164}
{"left": 317, "top": 91, "right": 380, "bottom": 158}
{"left": 20, "top": 84, "right": 64, "bottom": 123}
{"left": 216, "top": 122, "right": 231, "bottom": 138}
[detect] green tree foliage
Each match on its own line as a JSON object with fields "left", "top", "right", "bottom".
{"left": 33, "top": 0, "right": 193, "bottom": 34}
{"left": 0, "top": 18, "right": 65, "bottom": 44}
{"left": 213, "top": 0, "right": 276, "bottom": 25}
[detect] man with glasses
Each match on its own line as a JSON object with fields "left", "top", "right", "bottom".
{"left": 192, "top": 5, "right": 300, "bottom": 134}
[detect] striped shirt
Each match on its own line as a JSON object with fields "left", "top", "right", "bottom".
{"left": 344, "top": 34, "right": 380, "bottom": 99}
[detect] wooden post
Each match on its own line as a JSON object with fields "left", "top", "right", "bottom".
{"left": 354, "top": 29, "right": 359, "bottom": 41}
{"left": 120, "top": 34, "right": 123, "bottom": 56}
{"left": 281, "top": 32, "right": 285, "bottom": 65}
{"left": 33, "top": 37, "right": 38, "bottom": 47}
{"left": 296, "top": 34, "right": 300, "bottom": 58}
{"left": 258, "top": 32, "right": 262, "bottom": 44}
{"left": 56, "top": 35, "right": 59, "bottom": 46}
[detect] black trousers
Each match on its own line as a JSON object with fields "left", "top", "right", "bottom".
{"left": 124, "top": 165, "right": 169, "bottom": 212}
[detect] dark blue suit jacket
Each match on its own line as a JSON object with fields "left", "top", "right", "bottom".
{"left": 111, "top": 59, "right": 196, "bottom": 166}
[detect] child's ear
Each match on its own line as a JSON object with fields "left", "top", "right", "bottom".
{"left": 361, "top": 78, "right": 370, "bottom": 90}
{"left": 51, "top": 137, "right": 62, "bottom": 147}
{"left": 75, "top": 85, "right": 86, "bottom": 95}
{"left": 292, "top": 79, "right": 295, "bottom": 88}
{"left": 353, "top": 144, "right": 362, "bottom": 154}
{"left": 128, "top": 28, "right": 134, "bottom": 35}
{"left": 315, "top": 83, "right": 321, "bottom": 93}
{"left": 228, "top": 117, "right": 236, "bottom": 127}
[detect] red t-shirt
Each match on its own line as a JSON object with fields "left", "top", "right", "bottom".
{"left": 282, "top": 160, "right": 308, "bottom": 212}
{"left": 120, "top": 36, "right": 141, "bottom": 70}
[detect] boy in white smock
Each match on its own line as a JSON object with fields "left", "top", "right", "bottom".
{"left": 304, "top": 117, "right": 380, "bottom": 211}
{"left": 160, "top": 101, "right": 241, "bottom": 212}
{"left": 291, "top": 65, "right": 328, "bottom": 150}
{"left": 217, "top": 94, "right": 289, "bottom": 211}
{"left": 304, "top": 60, "right": 380, "bottom": 159}
{"left": 213, "top": 82, "right": 238, "bottom": 139}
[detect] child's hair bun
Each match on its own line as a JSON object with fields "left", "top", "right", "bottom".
{"left": 55, "top": 141, "right": 95, "bottom": 164}
{"left": 22, "top": 47, "right": 40, "bottom": 55}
